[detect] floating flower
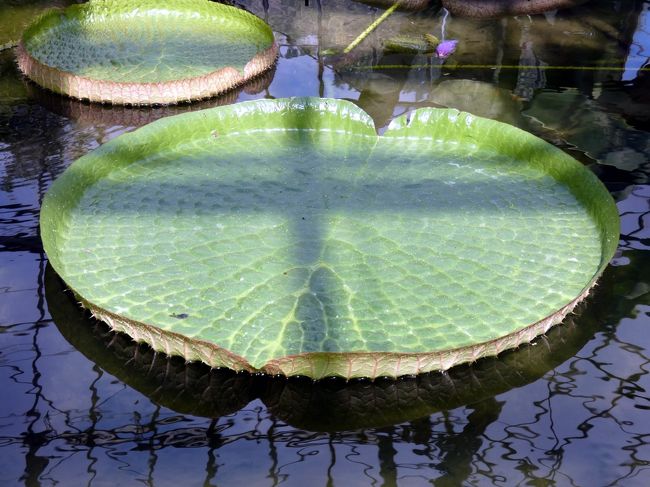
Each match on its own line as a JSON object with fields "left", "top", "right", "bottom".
{"left": 436, "top": 39, "right": 458, "bottom": 59}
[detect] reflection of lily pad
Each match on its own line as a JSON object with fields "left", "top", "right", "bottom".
{"left": 46, "top": 266, "right": 257, "bottom": 418}
{"left": 524, "top": 89, "right": 650, "bottom": 171}
{"left": 383, "top": 34, "right": 439, "bottom": 54}
{"left": 0, "top": 49, "right": 28, "bottom": 105}
{"left": 17, "top": 0, "right": 277, "bottom": 104}
{"left": 429, "top": 79, "right": 523, "bottom": 126}
{"left": 41, "top": 97, "right": 619, "bottom": 379}
{"left": 26, "top": 66, "right": 276, "bottom": 128}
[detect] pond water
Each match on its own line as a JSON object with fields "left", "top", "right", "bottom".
{"left": 1, "top": 0, "right": 650, "bottom": 485}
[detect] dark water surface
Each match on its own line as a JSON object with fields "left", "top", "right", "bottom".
{"left": 1, "top": 0, "right": 650, "bottom": 485}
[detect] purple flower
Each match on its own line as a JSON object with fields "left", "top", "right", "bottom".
{"left": 436, "top": 40, "right": 458, "bottom": 59}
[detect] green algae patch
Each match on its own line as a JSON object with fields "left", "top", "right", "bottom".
{"left": 17, "top": 0, "right": 277, "bottom": 104}
{"left": 41, "top": 98, "right": 619, "bottom": 379}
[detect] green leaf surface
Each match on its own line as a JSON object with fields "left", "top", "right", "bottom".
{"left": 41, "top": 98, "right": 619, "bottom": 379}
{"left": 22, "top": 0, "right": 274, "bottom": 83}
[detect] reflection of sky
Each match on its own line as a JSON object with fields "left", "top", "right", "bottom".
{"left": 624, "top": 2, "right": 650, "bottom": 81}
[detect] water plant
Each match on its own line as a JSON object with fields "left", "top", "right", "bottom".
{"left": 40, "top": 97, "right": 619, "bottom": 379}
{"left": 17, "top": 0, "right": 277, "bottom": 104}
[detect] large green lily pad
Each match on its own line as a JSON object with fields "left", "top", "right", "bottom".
{"left": 17, "top": 0, "right": 277, "bottom": 104}
{"left": 41, "top": 97, "right": 619, "bottom": 379}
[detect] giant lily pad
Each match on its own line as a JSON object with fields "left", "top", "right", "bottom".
{"left": 17, "top": 0, "right": 277, "bottom": 105}
{"left": 41, "top": 97, "right": 619, "bottom": 379}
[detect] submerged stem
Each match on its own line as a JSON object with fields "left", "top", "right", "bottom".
{"left": 343, "top": 1, "right": 402, "bottom": 54}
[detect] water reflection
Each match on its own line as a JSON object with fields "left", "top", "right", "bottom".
{"left": 24, "top": 66, "right": 276, "bottom": 128}
{"left": 0, "top": 251, "right": 640, "bottom": 484}
{"left": 46, "top": 255, "right": 648, "bottom": 433}
{"left": 240, "top": 0, "right": 650, "bottom": 138}
{"left": 1, "top": 0, "right": 650, "bottom": 484}
{"left": 524, "top": 88, "right": 650, "bottom": 172}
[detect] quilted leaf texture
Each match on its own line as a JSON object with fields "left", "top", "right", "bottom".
{"left": 41, "top": 98, "right": 619, "bottom": 379}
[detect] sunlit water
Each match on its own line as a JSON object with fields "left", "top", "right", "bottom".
{"left": 1, "top": 0, "right": 649, "bottom": 485}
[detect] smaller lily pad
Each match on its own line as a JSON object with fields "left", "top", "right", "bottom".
{"left": 17, "top": 0, "right": 277, "bottom": 105}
